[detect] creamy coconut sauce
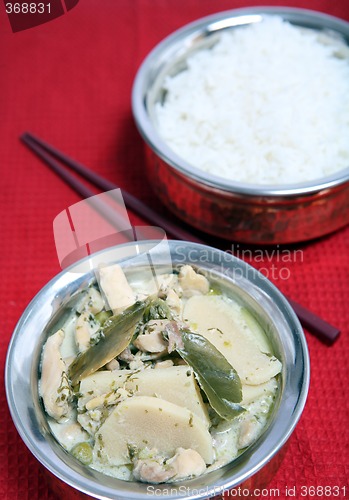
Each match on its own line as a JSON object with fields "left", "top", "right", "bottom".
{"left": 39, "top": 264, "right": 281, "bottom": 484}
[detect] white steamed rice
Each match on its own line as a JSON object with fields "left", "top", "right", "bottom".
{"left": 155, "top": 16, "right": 349, "bottom": 185}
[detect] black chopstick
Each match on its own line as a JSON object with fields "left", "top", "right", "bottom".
{"left": 20, "top": 132, "right": 340, "bottom": 344}
{"left": 20, "top": 132, "right": 203, "bottom": 245}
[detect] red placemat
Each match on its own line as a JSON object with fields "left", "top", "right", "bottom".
{"left": 1, "top": 1, "right": 348, "bottom": 499}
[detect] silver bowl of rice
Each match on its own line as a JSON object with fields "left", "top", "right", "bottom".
{"left": 132, "top": 7, "right": 349, "bottom": 243}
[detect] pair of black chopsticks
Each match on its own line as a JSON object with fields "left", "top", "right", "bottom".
{"left": 21, "top": 132, "right": 340, "bottom": 344}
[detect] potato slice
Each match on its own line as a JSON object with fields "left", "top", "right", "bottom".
{"left": 183, "top": 295, "right": 281, "bottom": 385}
{"left": 240, "top": 308, "right": 271, "bottom": 354}
{"left": 241, "top": 378, "right": 278, "bottom": 405}
{"left": 94, "top": 396, "right": 213, "bottom": 466}
{"left": 78, "top": 366, "right": 210, "bottom": 427}
{"left": 98, "top": 264, "right": 134, "bottom": 314}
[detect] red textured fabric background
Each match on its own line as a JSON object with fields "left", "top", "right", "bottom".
{"left": 1, "top": 1, "right": 349, "bottom": 499}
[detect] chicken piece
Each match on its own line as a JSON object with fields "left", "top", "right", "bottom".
{"left": 133, "top": 455, "right": 176, "bottom": 483}
{"left": 167, "top": 448, "right": 206, "bottom": 480}
{"left": 77, "top": 287, "right": 104, "bottom": 314}
{"left": 178, "top": 265, "right": 209, "bottom": 297}
{"left": 166, "top": 289, "right": 182, "bottom": 315}
{"left": 118, "top": 347, "right": 134, "bottom": 363}
{"left": 105, "top": 358, "right": 120, "bottom": 371}
{"left": 75, "top": 311, "right": 100, "bottom": 352}
{"left": 98, "top": 264, "right": 134, "bottom": 314}
{"left": 134, "top": 320, "right": 169, "bottom": 353}
{"left": 157, "top": 273, "right": 181, "bottom": 297}
{"left": 134, "top": 331, "right": 167, "bottom": 353}
{"left": 133, "top": 447, "right": 206, "bottom": 483}
{"left": 237, "top": 415, "right": 262, "bottom": 449}
{"left": 39, "top": 329, "right": 71, "bottom": 422}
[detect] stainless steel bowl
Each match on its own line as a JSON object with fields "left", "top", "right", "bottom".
{"left": 132, "top": 7, "right": 349, "bottom": 244}
{"left": 6, "top": 240, "right": 309, "bottom": 499}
